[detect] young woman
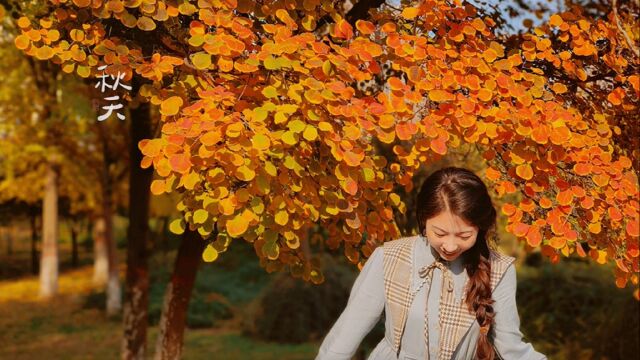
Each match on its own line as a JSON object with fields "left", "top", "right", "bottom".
{"left": 316, "top": 166, "right": 547, "bottom": 360}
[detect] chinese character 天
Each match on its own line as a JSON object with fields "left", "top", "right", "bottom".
{"left": 95, "top": 65, "right": 131, "bottom": 121}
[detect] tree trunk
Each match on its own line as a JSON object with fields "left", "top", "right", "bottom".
{"left": 70, "top": 220, "right": 79, "bottom": 268}
{"left": 99, "top": 122, "right": 122, "bottom": 317}
{"left": 30, "top": 213, "right": 39, "bottom": 275}
{"left": 153, "top": 229, "right": 206, "bottom": 360}
{"left": 39, "top": 163, "right": 59, "bottom": 298}
{"left": 106, "top": 208, "right": 122, "bottom": 316}
{"left": 93, "top": 216, "right": 109, "bottom": 286}
{"left": 5, "top": 227, "right": 13, "bottom": 256}
{"left": 121, "top": 76, "right": 153, "bottom": 360}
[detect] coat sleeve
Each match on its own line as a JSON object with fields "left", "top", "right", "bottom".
{"left": 315, "top": 246, "right": 386, "bottom": 360}
{"left": 492, "top": 263, "right": 547, "bottom": 360}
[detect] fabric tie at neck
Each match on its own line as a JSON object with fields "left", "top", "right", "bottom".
{"left": 419, "top": 260, "right": 454, "bottom": 293}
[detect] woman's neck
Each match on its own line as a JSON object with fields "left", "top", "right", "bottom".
{"left": 422, "top": 234, "right": 465, "bottom": 273}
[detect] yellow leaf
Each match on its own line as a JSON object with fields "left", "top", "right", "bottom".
{"left": 236, "top": 165, "right": 256, "bottom": 181}
{"left": 76, "top": 65, "right": 91, "bottom": 78}
{"left": 137, "top": 16, "right": 156, "bottom": 31}
{"left": 253, "top": 107, "right": 269, "bottom": 122}
{"left": 275, "top": 210, "right": 289, "bottom": 225}
{"left": 35, "top": 46, "right": 54, "bottom": 60}
{"left": 169, "top": 219, "right": 185, "bottom": 234}
{"left": 262, "top": 86, "right": 278, "bottom": 98}
{"left": 252, "top": 133, "right": 271, "bottom": 150}
{"left": 401, "top": 7, "right": 420, "bottom": 19}
{"left": 191, "top": 52, "right": 211, "bottom": 69}
{"left": 193, "top": 209, "right": 209, "bottom": 224}
{"left": 302, "top": 126, "right": 318, "bottom": 141}
{"left": 263, "top": 55, "right": 280, "bottom": 70}
{"left": 160, "top": 96, "right": 183, "bottom": 116}
{"left": 301, "top": 15, "right": 316, "bottom": 31}
{"left": 202, "top": 244, "right": 219, "bottom": 262}
{"left": 288, "top": 119, "right": 306, "bottom": 133}
{"left": 281, "top": 131, "right": 298, "bottom": 145}
{"left": 322, "top": 60, "right": 333, "bottom": 76}
{"left": 363, "top": 168, "right": 375, "bottom": 182}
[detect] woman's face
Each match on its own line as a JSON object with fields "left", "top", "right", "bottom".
{"left": 424, "top": 209, "right": 479, "bottom": 261}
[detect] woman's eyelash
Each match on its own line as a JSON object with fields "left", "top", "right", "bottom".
{"left": 435, "top": 233, "right": 470, "bottom": 239}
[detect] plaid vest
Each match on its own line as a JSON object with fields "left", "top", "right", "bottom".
{"left": 382, "top": 235, "right": 515, "bottom": 360}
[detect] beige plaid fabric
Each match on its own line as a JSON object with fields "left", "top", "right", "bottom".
{"left": 382, "top": 235, "right": 516, "bottom": 359}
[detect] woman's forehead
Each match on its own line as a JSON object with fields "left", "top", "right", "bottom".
{"left": 427, "top": 211, "right": 476, "bottom": 231}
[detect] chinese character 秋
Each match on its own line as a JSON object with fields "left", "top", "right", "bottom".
{"left": 95, "top": 65, "right": 131, "bottom": 121}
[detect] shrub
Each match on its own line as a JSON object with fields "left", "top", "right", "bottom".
{"left": 241, "top": 253, "right": 357, "bottom": 344}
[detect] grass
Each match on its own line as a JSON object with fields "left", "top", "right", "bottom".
{"left": 0, "top": 252, "right": 320, "bottom": 360}
{"left": 0, "top": 231, "right": 320, "bottom": 360}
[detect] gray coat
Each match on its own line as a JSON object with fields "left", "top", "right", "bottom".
{"left": 316, "top": 236, "right": 547, "bottom": 360}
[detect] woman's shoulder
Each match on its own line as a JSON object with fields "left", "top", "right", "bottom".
{"left": 380, "top": 234, "right": 420, "bottom": 251}
{"left": 489, "top": 248, "right": 517, "bottom": 267}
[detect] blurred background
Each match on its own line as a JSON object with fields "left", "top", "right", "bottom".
{"left": 1, "top": 0, "right": 639, "bottom": 359}
{"left": 1, "top": 158, "right": 638, "bottom": 360}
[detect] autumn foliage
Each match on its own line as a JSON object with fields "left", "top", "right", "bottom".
{"left": 8, "top": 0, "right": 639, "bottom": 296}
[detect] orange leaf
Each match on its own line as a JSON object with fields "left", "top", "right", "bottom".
{"left": 161, "top": 96, "right": 183, "bottom": 116}
{"left": 552, "top": 83, "right": 568, "bottom": 94}
{"left": 526, "top": 226, "right": 542, "bottom": 247}
{"left": 626, "top": 218, "right": 639, "bottom": 237}
{"left": 169, "top": 153, "right": 191, "bottom": 173}
{"left": 429, "top": 136, "right": 447, "bottom": 155}
{"left": 556, "top": 189, "right": 574, "bottom": 206}
{"left": 513, "top": 222, "right": 530, "bottom": 237}
{"left": 396, "top": 122, "right": 417, "bottom": 140}
{"left": 344, "top": 150, "right": 364, "bottom": 166}
{"left": 549, "top": 236, "right": 566, "bottom": 250}
{"left": 607, "top": 87, "right": 623, "bottom": 105}
{"left": 150, "top": 180, "right": 166, "bottom": 195}
{"left": 502, "top": 203, "right": 517, "bottom": 216}
{"left": 388, "top": 77, "right": 405, "bottom": 91}
{"left": 333, "top": 19, "right": 353, "bottom": 40}
{"left": 515, "top": 163, "right": 533, "bottom": 180}
{"left": 342, "top": 177, "right": 358, "bottom": 195}
{"left": 356, "top": 20, "right": 375, "bottom": 35}
{"left": 428, "top": 89, "right": 454, "bottom": 102}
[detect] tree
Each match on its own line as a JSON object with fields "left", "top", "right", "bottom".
{"left": 6, "top": 0, "right": 639, "bottom": 356}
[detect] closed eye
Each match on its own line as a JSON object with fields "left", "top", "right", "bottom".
{"left": 436, "top": 233, "right": 471, "bottom": 240}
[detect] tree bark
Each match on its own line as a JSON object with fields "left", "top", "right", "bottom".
{"left": 30, "top": 213, "right": 39, "bottom": 275}
{"left": 93, "top": 216, "right": 109, "bottom": 286}
{"left": 121, "top": 76, "right": 153, "bottom": 360}
{"left": 105, "top": 209, "right": 121, "bottom": 316}
{"left": 39, "top": 163, "right": 59, "bottom": 298}
{"left": 70, "top": 220, "right": 79, "bottom": 268}
{"left": 153, "top": 229, "right": 206, "bottom": 360}
{"left": 100, "top": 122, "right": 122, "bottom": 317}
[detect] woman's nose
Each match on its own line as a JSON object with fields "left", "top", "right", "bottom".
{"left": 443, "top": 242, "right": 459, "bottom": 252}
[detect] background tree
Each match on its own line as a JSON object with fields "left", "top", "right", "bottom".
{"left": 5, "top": 0, "right": 639, "bottom": 357}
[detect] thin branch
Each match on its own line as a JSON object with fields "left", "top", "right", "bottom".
{"left": 613, "top": 0, "right": 640, "bottom": 58}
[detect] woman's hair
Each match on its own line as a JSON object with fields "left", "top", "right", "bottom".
{"left": 416, "top": 166, "right": 499, "bottom": 360}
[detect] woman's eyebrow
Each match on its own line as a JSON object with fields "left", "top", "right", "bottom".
{"left": 432, "top": 225, "right": 473, "bottom": 234}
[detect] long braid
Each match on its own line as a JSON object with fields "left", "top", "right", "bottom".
{"left": 464, "top": 230, "right": 497, "bottom": 360}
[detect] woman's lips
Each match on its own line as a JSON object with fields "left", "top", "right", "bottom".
{"left": 442, "top": 250, "right": 458, "bottom": 257}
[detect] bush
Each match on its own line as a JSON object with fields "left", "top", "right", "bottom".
{"left": 241, "top": 253, "right": 358, "bottom": 344}
{"left": 517, "top": 254, "right": 640, "bottom": 360}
